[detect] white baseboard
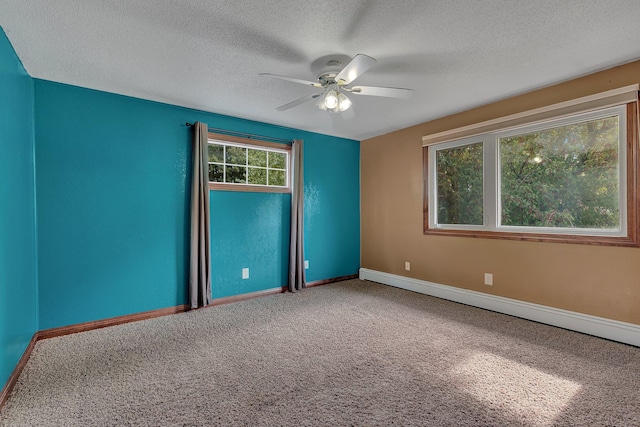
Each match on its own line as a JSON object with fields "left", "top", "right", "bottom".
{"left": 359, "top": 268, "right": 640, "bottom": 347}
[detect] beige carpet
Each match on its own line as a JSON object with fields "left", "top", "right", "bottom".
{"left": 1, "top": 279, "right": 639, "bottom": 426}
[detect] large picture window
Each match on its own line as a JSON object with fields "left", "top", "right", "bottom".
{"left": 424, "top": 99, "right": 639, "bottom": 247}
{"left": 207, "top": 133, "right": 291, "bottom": 193}
{"left": 499, "top": 113, "right": 622, "bottom": 231}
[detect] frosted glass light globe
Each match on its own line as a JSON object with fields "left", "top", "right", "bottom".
{"left": 338, "top": 93, "right": 352, "bottom": 112}
{"left": 324, "top": 90, "right": 338, "bottom": 109}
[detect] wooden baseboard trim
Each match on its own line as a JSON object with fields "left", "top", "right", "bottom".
{"left": 38, "top": 304, "right": 190, "bottom": 340}
{"left": 0, "top": 333, "right": 38, "bottom": 411}
{"left": 34, "top": 277, "right": 357, "bottom": 340}
{"left": 206, "top": 274, "right": 359, "bottom": 306}
{"left": 306, "top": 274, "right": 359, "bottom": 288}
{"left": 207, "top": 287, "right": 287, "bottom": 307}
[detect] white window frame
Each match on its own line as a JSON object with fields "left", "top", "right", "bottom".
{"left": 428, "top": 105, "right": 628, "bottom": 237}
{"left": 207, "top": 136, "right": 291, "bottom": 193}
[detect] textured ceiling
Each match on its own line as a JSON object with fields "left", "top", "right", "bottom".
{"left": 2, "top": 0, "right": 640, "bottom": 141}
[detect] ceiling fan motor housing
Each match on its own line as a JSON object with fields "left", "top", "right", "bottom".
{"left": 317, "top": 60, "right": 343, "bottom": 86}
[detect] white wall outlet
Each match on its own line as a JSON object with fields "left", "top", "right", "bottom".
{"left": 304, "top": 260, "right": 309, "bottom": 269}
{"left": 484, "top": 273, "right": 493, "bottom": 286}
{"left": 405, "top": 262, "right": 411, "bottom": 271}
{"left": 242, "top": 268, "right": 249, "bottom": 279}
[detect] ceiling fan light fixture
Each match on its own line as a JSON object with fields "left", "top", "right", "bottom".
{"left": 324, "top": 90, "right": 339, "bottom": 109}
{"left": 317, "top": 88, "right": 352, "bottom": 113}
{"left": 316, "top": 97, "right": 328, "bottom": 111}
{"left": 337, "top": 92, "right": 352, "bottom": 112}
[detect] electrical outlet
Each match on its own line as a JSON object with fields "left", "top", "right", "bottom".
{"left": 242, "top": 268, "right": 249, "bottom": 279}
{"left": 304, "top": 260, "right": 309, "bottom": 269}
{"left": 405, "top": 262, "right": 411, "bottom": 271}
{"left": 484, "top": 273, "right": 493, "bottom": 286}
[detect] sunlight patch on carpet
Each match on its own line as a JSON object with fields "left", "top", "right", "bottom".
{"left": 451, "top": 352, "right": 582, "bottom": 425}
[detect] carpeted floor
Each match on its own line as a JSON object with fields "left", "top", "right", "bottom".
{"left": 1, "top": 279, "right": 639, "bottom": 426}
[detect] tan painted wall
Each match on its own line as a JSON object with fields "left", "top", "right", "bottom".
{"left": 361, "top": 61, "right": 640, "bottom": 325}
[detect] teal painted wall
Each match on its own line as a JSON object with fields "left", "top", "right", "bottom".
{"left": 34, "top": 81, "right": 192, "bottom": 329}
{"left": 0, "top": 28, "right": 38, "bottom": 389}
{"left": 210, "top": 192, "right": 290, "bottom": 298}
{"left": 34, "top": 80, "right": 360, "bottom": 329}
{"left": 304, "top": 134, "right": 360, "bottom": 280}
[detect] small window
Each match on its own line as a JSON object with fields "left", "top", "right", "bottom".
{"left": 207, "top": 134, "right": 291, "bottom": 193}
{"left": 424, "top": 103, "right": 639, "bottom": 246}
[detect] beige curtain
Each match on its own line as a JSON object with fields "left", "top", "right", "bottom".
{"left": 189, "top": 122, "right": 212, "bottom": 308}
{"left": 288, "top": 139, "right": 306, "bottom": 292}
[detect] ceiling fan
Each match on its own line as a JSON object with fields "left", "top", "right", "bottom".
{"left": 260, "top": 54, "right": 413, "bottom": 119}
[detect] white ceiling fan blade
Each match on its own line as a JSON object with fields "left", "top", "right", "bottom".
{"left": 260, "top": 73, "right": 322, "bottom": 88}
{"left": 335, "top": 54, "right": 376, "bottom": 85}
{"left": 275, "top": 93, "right": 322, "bottom": 111}
{"left": 349, "top": 85, "right": 414, "bottom": 99}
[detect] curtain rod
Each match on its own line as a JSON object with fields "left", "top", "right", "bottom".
{"left": 185, "top": 123, "right": 293, "bottom": 144}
